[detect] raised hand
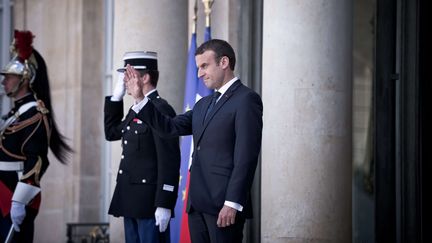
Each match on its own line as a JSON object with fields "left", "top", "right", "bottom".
{"left": 111, "top": 73, "right": 126, "bottom": 101}
{"left": 124, "top": 64, "right": 145, "bottom": 101}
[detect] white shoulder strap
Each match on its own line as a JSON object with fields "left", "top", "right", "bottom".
{"left": 16, "top": 101, "right": 38, "bottom": 116}
{"left": 0, "top": 101, "right": 38, "bottom": 133}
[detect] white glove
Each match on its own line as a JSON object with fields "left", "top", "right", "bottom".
{"left": 10, "top": 201, "right": 26, "bottom": 232}
{"left": 154, "top": 207, "right": 171, "bottom": 232}
{"left": 111, "top": 73, "right": 126, "bottom": 101}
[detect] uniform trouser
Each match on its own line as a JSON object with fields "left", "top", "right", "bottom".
{"left": 0, "top": 207, "right": 38, "bottom": 243}
{"left": 124, "top": 217, "right": 170, "bottom": 243}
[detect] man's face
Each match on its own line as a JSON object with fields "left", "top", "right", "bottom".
{"left": 1, "top": 74, "right": 21, "bottom": 96}
{"left": 196, "top": 50, "right": 225, "bottom": 90}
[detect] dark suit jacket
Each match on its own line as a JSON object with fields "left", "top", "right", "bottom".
{"left": 104, "top": 91, "right": 180, "bottom": 218}
{"left": 136, "top": 81, "right": 263, "bottom": 218}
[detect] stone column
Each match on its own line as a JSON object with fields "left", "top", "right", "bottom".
{"left": 261, "top": 1, "right": 353, "bottom": 242}
{"left": 113, "top": 0, "right": 187, "bottom": 113}
{"left": 110, "top": 1, "right": 187, "bottom": 241}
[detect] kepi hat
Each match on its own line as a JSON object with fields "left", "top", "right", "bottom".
{"left": 117, "top": 51, "right": 157, "bottom": 72}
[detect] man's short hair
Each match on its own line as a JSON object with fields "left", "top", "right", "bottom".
{"left": 195, "top": 39, "right": 236, "bottom": 71}
{"left": 139, "top": 70, "right": 159, "bottom": 87}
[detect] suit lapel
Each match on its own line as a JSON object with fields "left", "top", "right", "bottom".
{"left": 195, "top": 81, "right": 242, "bottom": 144}
{"left": 123, "top": 108, "right": 136, "bottom": 126}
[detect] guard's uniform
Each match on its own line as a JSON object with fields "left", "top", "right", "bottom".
{"left": 0, "top": 94, "right": 51, "bottom": 242}
{"left": 104, "top": 90, "right": 180, "bottom": 219}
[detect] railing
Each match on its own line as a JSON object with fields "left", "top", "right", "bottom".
{"left": 66, "top": 222, "right": 109, "bottom": 243}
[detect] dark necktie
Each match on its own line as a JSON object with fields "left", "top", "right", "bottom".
{"left": 204, "top": 91, "right": 221, "bottom": 122}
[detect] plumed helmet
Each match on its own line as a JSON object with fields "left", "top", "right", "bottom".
{"left": 0, "top": 30, "right": 38, "bottom": 84}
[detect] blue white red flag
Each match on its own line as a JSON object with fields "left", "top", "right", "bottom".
{"left": 171, "top": 27, "right": 213, "bottom": 242}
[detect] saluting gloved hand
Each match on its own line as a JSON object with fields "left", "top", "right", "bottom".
{"left": 110, "top": 73, "right": 126, "bottom": 101}
{"left": 154, "top": 207, "right": 171, "bottom": 232}
{"left": 10, "top": 201, "right": 26, "bottom": 232}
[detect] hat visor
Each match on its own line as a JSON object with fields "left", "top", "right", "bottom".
{"left": 116, "top": 65, "right": 147, "bottom": 73}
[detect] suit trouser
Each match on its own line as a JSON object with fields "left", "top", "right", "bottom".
{"left": 124, "top": 217, "right": 170, "bottom": 243}
{"left": 187, "top": 209, "right": 245, "bottom": 243}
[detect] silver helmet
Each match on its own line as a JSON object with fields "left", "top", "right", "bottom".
{"left": 1, "top": 30, "right": 38, "bottom": 91}
{"left": 0, "top": 55, "right": 37, "bottom": 84}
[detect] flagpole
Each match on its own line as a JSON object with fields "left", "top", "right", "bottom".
{"left": 192, "top": 0, "right": 198, "bottom": 34}
{"left": 202, "top": 0, "right": 214, "bottom": 28}
{"left": 199, "top": 0, "right": 213, "bottom": 95}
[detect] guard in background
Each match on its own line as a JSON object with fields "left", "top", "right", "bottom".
{"left": 104, "top": 51, "right": 180, "bottom": 243}
{"left": 0, "top": 30, "right": 72, "bottom": 242}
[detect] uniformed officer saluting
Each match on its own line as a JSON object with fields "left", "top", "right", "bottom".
{"left": 0, "top": 30, "right": 72, "bottom": 242}
{"left": 104, "top": 51, "right": 180, "bottom": 243}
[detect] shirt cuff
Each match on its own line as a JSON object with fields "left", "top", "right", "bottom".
{"left": 110, "top": 95, "right": 122, "bottom": 102}
{"left": 131, "top": 96, "right": 149, "bottom": 113}
{"left": 224, "top": 201, "right": 243, "bottom": 212}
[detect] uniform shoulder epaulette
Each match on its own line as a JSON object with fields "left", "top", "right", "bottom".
{"left": 36, "top": 100, "right": 49, "bottom": 115}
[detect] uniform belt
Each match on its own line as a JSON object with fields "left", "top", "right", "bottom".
{"left": 0, "top": 161, "right": 24, "bottom": 171}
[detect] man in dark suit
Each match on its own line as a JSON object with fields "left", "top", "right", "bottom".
{"left": 104, "top": 51, "right": 180, "bottom": 243}
{"left": 125, "top": 40, "right": 263, "bottom": 243}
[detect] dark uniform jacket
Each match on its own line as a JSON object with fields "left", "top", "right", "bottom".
{"left": 135, "top": 81, "right": 263, "bottom": 218}
{"left": 104, "top": 91, "right": 180, "bottom": 218}
{"left": 0, "top": 94, "right": 50, "bottom": 220}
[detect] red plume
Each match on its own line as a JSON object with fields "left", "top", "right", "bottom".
{"left": 14, "top": 30, "right": 34, "bottom": 61}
